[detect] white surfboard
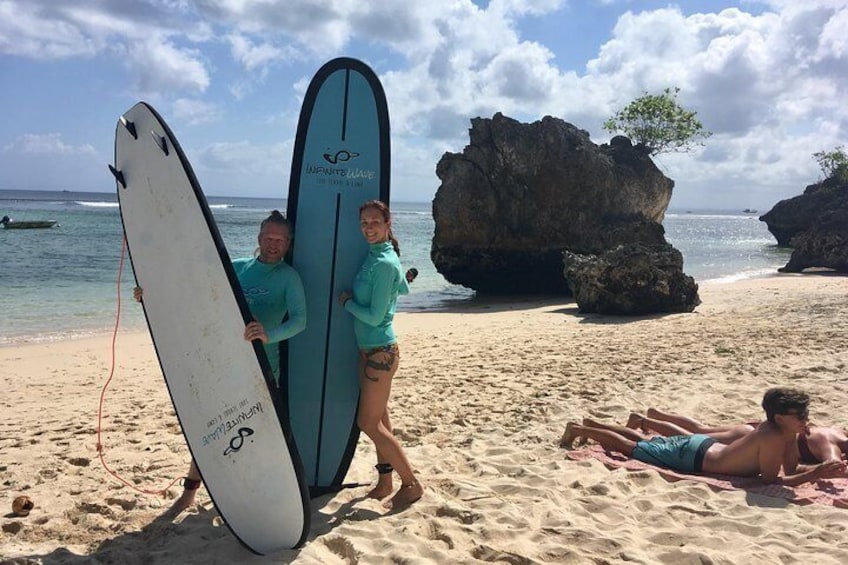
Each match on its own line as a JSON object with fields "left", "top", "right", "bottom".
{"left": 112, "top": 102, "right": 309, "bottom": 553}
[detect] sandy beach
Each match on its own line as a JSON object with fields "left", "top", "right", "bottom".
{"left": 2, "top": 274, "right": 847, "bottom": 564}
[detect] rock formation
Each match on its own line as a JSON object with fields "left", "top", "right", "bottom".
{"left": 760, "top": 176, "right": 848, "bottom": 273}
{"left": 431, "top": 113, "right": 677, "bottom": 294}
{"left": 759, "top": 176, "right": 848, "bottom": 247}
{"left": 563, "top": 244, "right": 701, "bottom": 315}
{"left": 778, "top": 208, "right": 848, "bottom": 273}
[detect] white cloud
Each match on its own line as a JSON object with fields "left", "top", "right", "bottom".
{"left": 227, "top": 33, "right": 301, "bottom": 72}
{"left": 816, "top": 6, "right": 848, "bottom": 60}
{"left": 172, "top": 99, "right": 221, "bottom": 126}
{"left": 190, "top": 140, "right": 294, "bottom": 195}
{"left": 2, "top": 133, "right": 97, "bottom": 156}
{"left": 0, "top": 133, "right": 104, "bottom": 191}
{"left": 126, "top": 37, "right": 210, "bottom": 94}
{"left": 0, "top": 2, "right": 100, "bottom": 58}
{"left": 194, "top": 0, "right": 356, "bottom": 54}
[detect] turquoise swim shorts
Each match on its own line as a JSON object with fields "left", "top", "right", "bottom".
{"left": 631, "top": 434, "right": 716, "bottom": 473}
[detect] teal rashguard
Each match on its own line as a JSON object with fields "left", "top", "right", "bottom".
{"left": 232, "top": 257, "right": 306, "bottom": 383}
{"left": 344, "top": 241, "right": 407, "bottom": 349}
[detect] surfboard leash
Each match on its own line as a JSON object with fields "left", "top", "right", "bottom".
{"left": 96, "top": 234, "right": 182, "bottom": 497}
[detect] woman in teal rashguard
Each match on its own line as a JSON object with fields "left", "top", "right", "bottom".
{"left": 138, "top": 210, "right": 306, "bottom": 516}
{"left": 339, "top": 200, "right": 423, "bottom": 510}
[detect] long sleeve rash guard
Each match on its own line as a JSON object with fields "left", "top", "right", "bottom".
{"left": 232, "top": 257, "right": 306, "bottom": 382}
{"left": 343, "top": 241, "right": 406, "bottom": 349}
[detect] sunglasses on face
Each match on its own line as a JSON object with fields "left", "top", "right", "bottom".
{"left": 783, "top": 409, "right": 809, "bottom": 420}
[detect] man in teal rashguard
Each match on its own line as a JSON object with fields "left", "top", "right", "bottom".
{"left": 138, "top": 210, "right": 306, "bottom": 516}
{"left": 233, "top": 214, "right": 306, "bottom": 385}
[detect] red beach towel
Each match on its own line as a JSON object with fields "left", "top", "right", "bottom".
{"left": 567, "top": 444, "right": 848, "bottom": 507}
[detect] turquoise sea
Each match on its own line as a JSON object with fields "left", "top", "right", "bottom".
{"left": 0, "top": 189, "right": 790, "bottom": 345}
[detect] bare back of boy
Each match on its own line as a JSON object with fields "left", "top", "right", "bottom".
{"left": 699, "top": 422, "right": 792, "bottom": 481}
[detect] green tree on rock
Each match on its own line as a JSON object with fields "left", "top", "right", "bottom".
{"left": 812, "top": 146, "right": 848, "bottom": 183}
{"left": 603, "top": 87, "right": 712, "bottom": 156}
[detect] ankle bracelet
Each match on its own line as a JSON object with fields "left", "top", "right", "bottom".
{"left": 375, "top": 463, "right": 394, "bottom": 475}
{"left": 183, "top": 477, "right": 202, "bottom": 491}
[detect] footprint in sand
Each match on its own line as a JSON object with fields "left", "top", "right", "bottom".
{"left": 2, "top": 522, "right": 24, "bottom": 535}
{"left": 106, "top": 497, "right": 137, "bottom": 511}
{"left": 39, "top": 468, "right": 58, "bottom": 479}
{"left": 471, "top": 545, "right": 533, "bottom": 564}
{"left": 79, "top": 502, "right": 115, "bottom": 516}
{"left": 435, "top": 504, "right": 482, "bottom": 525}
{"left": 423, "top": 521, "right": 455, "bottom": 549}
{"left": 323, "top": 536, "right": 360, "bottom": 562}
{"left": 67, "top": 457, "right": 90, "bottom": 467}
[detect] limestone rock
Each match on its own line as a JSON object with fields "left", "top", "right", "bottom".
{"left": 779, "top": 208, "right": 848, "bottom": 273}
{"left": 431, "top": 113, "right": 674, "bottom": 294}
{"left": 760, "top": 176, "right": 848, "bottom": 246}
{"left": 563, "top": 244, "right": 701, "bottom": 315}
{"left": 760, "top": 176, "right": 848, "bottom": 273}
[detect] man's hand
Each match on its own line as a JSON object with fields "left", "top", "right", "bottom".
{"left": 244, "top": 321, "right": 268, "bottom": 344}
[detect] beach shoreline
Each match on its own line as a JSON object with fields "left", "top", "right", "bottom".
{"left": 2, "top": 274, "right": 847, "bottom": 563}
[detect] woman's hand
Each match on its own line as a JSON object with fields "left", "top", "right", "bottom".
{"left": 244, "top": 321, "right": 268, "bottom": 344}
{"left": 339, "top": 290, "right": 352, "bottom": 307}
{"left": 133, "top": 287, "right": 143, "bottom": 302}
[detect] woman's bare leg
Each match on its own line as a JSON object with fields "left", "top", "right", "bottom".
{"left": 357, "top": 348, "right": 423, "bottom": 510}
{"left": 368, "top": 409, "right": 394, "bottom": 499}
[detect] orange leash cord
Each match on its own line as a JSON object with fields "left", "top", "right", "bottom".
{"left": 96, "top": 234, "right": 181, "bottom": 496}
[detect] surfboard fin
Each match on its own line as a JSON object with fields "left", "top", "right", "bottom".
{"left": 151, "top": 132, "right": 170, "bottom": 156}
{"left": 108, "top": 165, "right": 126, "bottom": 189}
{"left": 119, "top": 116, "right": 138, "bottom": 139}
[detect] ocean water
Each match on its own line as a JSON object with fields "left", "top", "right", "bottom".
{"left": 0, "top": 189, "right": 789, "bottom": 344}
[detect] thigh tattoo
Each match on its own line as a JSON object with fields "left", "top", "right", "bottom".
{"left": 363, "top": 345, "right": 398, "bottom": 382}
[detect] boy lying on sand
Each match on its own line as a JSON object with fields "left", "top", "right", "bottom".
{"left": 626, "top": 407, "right": 848, "bottom": 465}
{"left": 560, "top": 388, "right": 848, "bottom": 486}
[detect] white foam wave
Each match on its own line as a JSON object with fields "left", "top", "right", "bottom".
{"left": 702, "top": 267, "right": 779, "bottom": 284}
{"left": 76, "top": 201, "right": 118, "bottom": 208}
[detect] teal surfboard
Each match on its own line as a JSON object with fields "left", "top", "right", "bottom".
{"left": 285, "top": 58, "right": 390, "bottom": 496}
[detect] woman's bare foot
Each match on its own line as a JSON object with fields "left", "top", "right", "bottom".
{"left": 559, "top": 422, "right": 579, "bottom": 448}
{"left": 383, "top": 481, "right": 423, "bottom": 510}
{"left": 367, "top": 475, "right": 394, "bottom": 499}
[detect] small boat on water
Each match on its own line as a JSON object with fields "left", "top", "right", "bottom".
{"left": 742, "top": 208, "right": 758, "bottom": 214}
{"left": 1, "top": 215, "right": 59, "bottom": 229}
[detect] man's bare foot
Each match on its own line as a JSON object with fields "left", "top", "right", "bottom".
{"left": 559, "top": 422, "right": 579, "bottom": 448}
{"left": 646, "top": 408, "right": 660, "bottom": 419}
{"left": 163, "top": 488, "right": 198, "bottom": 519}
{"left": 625, "top": 413, "right": 645, "bottom": 430}
{"left": 382, "top": 481, "right": 423, "bottom": 510}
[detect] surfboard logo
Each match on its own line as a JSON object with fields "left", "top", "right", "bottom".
{"left": 223, "top": 427, "right": 255, "bottom": 456}
{"left": 323, "top": 149, "right": 360, "bottom": 164}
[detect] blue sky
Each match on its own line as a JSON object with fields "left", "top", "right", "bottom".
{"left": 1, "top": 0, "right": 846, "bottom": 210}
